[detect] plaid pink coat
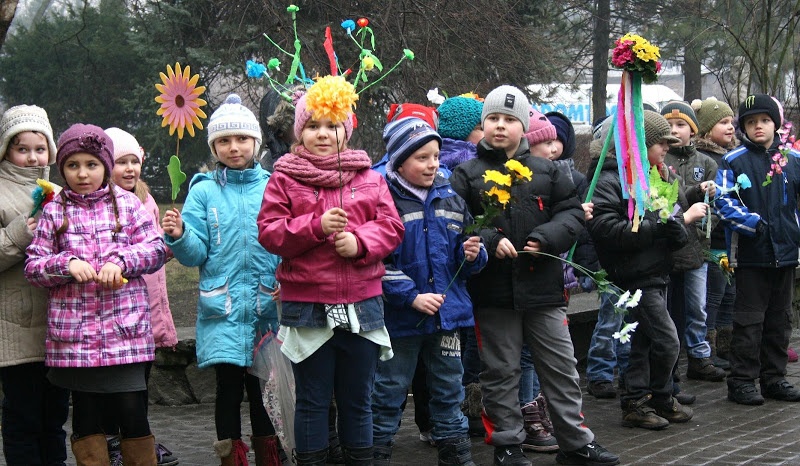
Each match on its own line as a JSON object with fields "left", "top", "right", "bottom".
{"left": 24, "top": 185, "right": 166, "bottom": 368}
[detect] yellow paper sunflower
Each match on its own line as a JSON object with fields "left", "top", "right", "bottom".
{"left": 155, "top": 63, "right": 208, "bottom": 139}
{"left": 487, "top": 186, "right": 511, "bottom": 206}
{"left": 305, "top": 75, "right": 359, "bottom": 124}
{"left": 505, "top": 159, "right": 532, "bottom": 181}
{"left": 483, "top": 170, "right": 512, "bottom": 187}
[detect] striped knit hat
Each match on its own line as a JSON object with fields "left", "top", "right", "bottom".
{"left": 660, "top": 100, "right": 699, "bottom": 134}
{"left": 384, "top": 118, "right": 442, "bottom": 171}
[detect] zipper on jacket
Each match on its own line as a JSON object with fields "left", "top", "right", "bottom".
{"left": 313, "top": 190, "right": 319, "bottom": 200}
{"left": 351, "top": 187, "right": 356, "bottom": 199}
{"left": 533, "top": 195, "right": 544, "bottom": 211}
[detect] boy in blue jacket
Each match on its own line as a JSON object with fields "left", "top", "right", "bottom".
{"left": 714, "top": 94, "right": 800, "bottom": 405}
{"left": 372, "top": 118, "right": 487, "bottom": 466}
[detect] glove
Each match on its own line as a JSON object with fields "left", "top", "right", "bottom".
{"left": 662, "top": 217, "right": 688, "bottom": 247}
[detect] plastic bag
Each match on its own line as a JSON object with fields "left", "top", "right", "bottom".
{"left": 250, "top": 330, "right": 296, "bottom": 456}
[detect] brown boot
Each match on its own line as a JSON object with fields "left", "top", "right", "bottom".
{"left": 251, "top": 435, "right": 282, "bottom": 466}
{"left": 121, "top": 435, "right": 157, "bottom": 466}
{"left": 71, "top": 434, "right": 110, "bottom": 466}
{"left": 520, "top": 399, "right": 558, "bottom": 452}
{"left": 214, "top": 438, "right": 250, "bottom": 466}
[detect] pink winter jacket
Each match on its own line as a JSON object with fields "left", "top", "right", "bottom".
{"left": 257, "top": 168, "right": 404, "bottom": 304}
{"left": 142, "top": 193, "right": 178, "bottom": 348}
{"left": 24, "top": 185, "right": 167, "bottom": 368}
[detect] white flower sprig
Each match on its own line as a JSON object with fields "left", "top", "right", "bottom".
{"left": 613, "top": 322, "right": 639, "bottom": 344}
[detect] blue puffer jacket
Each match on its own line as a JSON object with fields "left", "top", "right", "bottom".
{"left": 166, "top": 165, "right": 280, "bottom": 368}
{"left": 382, "top": 176, "right": 487, "bottom": 337}
{"left": 714, "top": 136, "right": 800, "bottom": 268}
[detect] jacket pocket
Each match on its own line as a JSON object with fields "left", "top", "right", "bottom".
{"left": 256, "top": 275, "right": 277, "bottom": 319}
{"left": 114, "top": 309, "right": 151, "bottom": 339}
{"left": 47, "top": 302, "right": 83, "bottom": 342}
{"left": 1, "top": 284, "right": 32, "bottom": 327}
{"left": 198, "top": 275, "right": 231, "bottom": 319}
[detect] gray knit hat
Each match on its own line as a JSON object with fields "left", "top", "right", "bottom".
{"left": 0, "top": 104, "right": 57, "bottom": 164}
{"left": 481, "top": 85, "right": 532, "bottom": 132}
{"left": 207, "top": 94, "right": 262, "bottom": 157}
{"left": 691, "top": 97, "right": 734, "bottom": 136}
{"left": 644, "top": 110, "right": 680, "bottom": 148}
{"left": 660, "top": 100, "right": 699, "bottom": 134}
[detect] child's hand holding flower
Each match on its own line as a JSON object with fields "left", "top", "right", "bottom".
{"left": 26, "top": 217, "right": 37, "bottom": 232}
{"left": 523, "top": 239, "right": 541, "bottom": 255}
{"left": 68, "top": 259, "right": 97, "bottom": 283}
{"left": 463, "top": 236, "right": 481, "bottom": 262}
{"left": 162, "top": 208, "right": 184, "bottom": 239}
{"left": 683, "top": 202, "right": 708, "bottom": 224}
{"left": 412, "top": 293, "right": 444, "bottom": 316}
{"left": 334, "top": 232, "right": 358, "bottom": 258}
{"left": 97, "top": 262, "right": 124, "bottom": 290}
{"left": 321, "top": 207, "right": 348, "bottom": 235}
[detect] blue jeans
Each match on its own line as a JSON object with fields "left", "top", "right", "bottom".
{"left": 372, "top": 331, "right": 468, "bottom": 445}
{"left": 706, "top": 259, "right": 735, "bottom": 329}
{"left": 669, "top": 264, "right": 711, "bottom": 358}
{"left": 586, "top": 292, "right": 630, "bottom": 383}
{"left": 293, "top": 330, "right": 379, "bottom": 452}
{"left": 1, "top": 362, "right": 69, "bottom": 466}
{"left": 518, "top": 345, "right": 540, "bottom": 405}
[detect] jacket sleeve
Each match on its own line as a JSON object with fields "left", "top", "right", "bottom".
{"left": 382, "top": 261, "right": 419, "bottom": 310}
{"left": 350, "top": 176, "right": 405, "bottom": 266}
{"left": 527, "top": 166, "right": 585, "bottom": 255}
{"left": 0, "top": 213, "right": 31, "bottom": 273}
{"left": 713, "top": 164, "right": 761, "bottom": 237}
{"left": 24, "top": 205, "right": 77, "bottom": 288}
{"left": 166, "top": 183, "right": 211, "bottom": 267}
{"left": 111, "top": 198, "right": 167, "bottom": 278}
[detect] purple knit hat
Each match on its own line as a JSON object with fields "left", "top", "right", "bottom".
{"left": 525, "top": 109, "right": 557, "bottom": 145}
{"left": 293, "top": 93, "right": 355, "bottom": 142}
{"left": 56, "top": 124, "right": 114, "bottom": 177}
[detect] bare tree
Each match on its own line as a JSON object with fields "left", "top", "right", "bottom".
{"left": 0, "top": 0, "right": 19, "bottom": 48}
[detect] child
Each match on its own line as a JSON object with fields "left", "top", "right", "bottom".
{"left": 587, "top": 110, "right": 694, "bottom": 430}
{"left": 161, "top": 94, "right": 283, "bottom": 465}
{"left": 451, "top": 85, "right": 618, "bottom": 466}
{"left": 372, "top": 102, "right": 441, "bottom": 176}
{"left": 371, "top": 117, "right": 487, "bottom": 465}
{"left": 659, "top": 101, "right": 725, "bottom": 382}
{"left": 257, "top": 78, "right": 405, "bottom": 465}
{"left": 0, "top": 104, "right": 70, "bottom": 465}
{"left": 692, "top": 97, "right": 737, "bottom": 369}
{"left": 714, "top": 94, "right": 800, "bottom": 405}
{"left": 437, "top": 95, "right": 484, "bottom": 171}
{"left": 105, "top": 127, "right": 179, "bottom": 466}
{"left": 24, "top": 123, "right": 167, "bottom": 464}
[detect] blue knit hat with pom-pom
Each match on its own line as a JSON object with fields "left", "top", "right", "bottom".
{"left": 437, "top": 96, "right": 484, "bottom": 141}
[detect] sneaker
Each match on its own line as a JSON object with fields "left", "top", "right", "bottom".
{"left": 650, "top": 398, "right": 693, "bottom": 423}
{"left": 556, "top": 441, "right": 620, "bottom": 465}
{"left": 621, "top": 395, "right": 669, "bottom": 430}
{"left": 107, "top": 436, "right": 123, "bottom": 466}
{"left": 493, "top": 445, "right": 532, "bottom": 466}
{"left": 686, "top": 357, "right": 726, "bottom": 381}
{"left": 727, "top": 383, "right": 765, "bottom": 405}
{"left": 155, "top": 443, "right": 179, "bottom": 466}
{"left": 762, "top": 379, "right": 800, "bottom": 401}
{"left": 419, "top": 430, "right": 436, "bottom": 446}
{"left": 789, "top": 347, "right": 799, "bottom": 363}
{"left": 587, "top": 380, "right": 617, "bottom": 399}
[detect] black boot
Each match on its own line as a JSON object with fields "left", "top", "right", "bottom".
{"left": 294, "top": 448, "right": 328, "bottom": 466}
{"left": 343, "top": 446, "right": 374, "bottom": 466}
{"left": 437, "top": 437, "right": 476, "bottom": 466}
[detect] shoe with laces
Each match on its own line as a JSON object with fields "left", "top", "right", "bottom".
{"left": 493, "top": 445, "right": 532, "bottom": 466}
{"left": 556, "top": 441, "right": 620, "bottom": 465}
{"left": 727, "top": 382, "right": 765, "bottom": 405}
{"left": 155, "top": 443, "right": 179, "bottom": 466}
{"left": 650, "top": 397, "right": 693, "bottom": 423}
{"left": 762, "top": 379, "right": 800, "bottom": 401}
{"left": 621, "top": 395, "right": 669, "bottom": 430}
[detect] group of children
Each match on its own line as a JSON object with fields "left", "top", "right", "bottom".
{"left": 2, "top": 77, "right": 799, "bottom": 466}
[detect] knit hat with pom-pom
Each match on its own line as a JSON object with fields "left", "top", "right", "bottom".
{"left": 525, "top": 109, "right": 557, "bottom": 145}
{"left": 207, "top": 94, "right": 262, "bottom": 157}
{"left": 691, "top": 97, "right": 734, "bottom": 136}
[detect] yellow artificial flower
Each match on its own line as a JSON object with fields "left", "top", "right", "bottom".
{"left": 362, "top": 55, "right": 375, "bottom": 71}
{"left": 505, "top": 159, "right": 532, "bottom": 181}
{"left": 487, "top": 186, "right": 511, "bottom": 205}
{"left": 459, "top": 92, "right": 483, "bottom": 101}
{"left": 305, "top": 75, "right": 359, "bottom": 124}
{"left": 155, "top": 63, "right": 208, "bottom": 139}
{"left": 483, "top": 170, "right": 512, "bottom": 187}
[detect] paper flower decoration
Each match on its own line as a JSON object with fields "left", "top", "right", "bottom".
{"left": 30, "top": 178, "right": 55, "bottom": 216}
{"left": 155, "top": 62, "right": 208, "bottom": 139}
{"left": 610, "top": 33, "right": 661, "bottom": 84}
{"left": 246, "top": 60, "right": 268, "bottom": 79}
{"left": 167, "top": 155, "right": 187, "bottom": 202}
{"left": 305, "top": 75, "right": 358, "bottom": 124}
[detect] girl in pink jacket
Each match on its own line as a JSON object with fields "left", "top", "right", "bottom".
{"left": 25, "top": 124, "right": 167, "bottom": 466}
{"left": 257, "top": 78, "right": 404, "bottom": 466}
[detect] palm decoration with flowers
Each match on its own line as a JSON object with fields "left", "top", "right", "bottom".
{"left": 611, "top": 33, "right": 662, "bottom": 84}
{"left": 764, "top": 121, "right": 797, "bottom": 186}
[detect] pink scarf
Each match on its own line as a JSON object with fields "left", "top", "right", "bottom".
{"left": 273, "top": 146, "right": 372, "bottom": 188}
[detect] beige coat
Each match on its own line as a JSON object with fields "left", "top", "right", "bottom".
{"left": 0, "top": 160, "right": 58, "bottom": 366}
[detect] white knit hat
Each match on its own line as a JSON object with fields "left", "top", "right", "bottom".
{"left": 105, "top": 127, "right": 144, "bottom": 163}
{"left": 207, "top": 94, "right": 262, "bottom": 157}
{"left": 0, "top": 104, "right": 57, "bottom": 164}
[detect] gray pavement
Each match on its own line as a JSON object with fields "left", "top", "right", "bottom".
{"left": 4, "top": 336, "right": 800, "bottom": 465}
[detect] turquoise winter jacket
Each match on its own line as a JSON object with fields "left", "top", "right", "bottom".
{"left": 166, "top": 164, "right": 280, "bottom": 369}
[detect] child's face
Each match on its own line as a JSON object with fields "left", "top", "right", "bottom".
{"left": 396, "top": 140, "right": 440, "bottom": 188}
{"left": 483, "top": 113, "right": 523, "bottom": 158}
{"left": 742, "top": 113, "right": 776, "bottom": 149}
{"left": 63, "top": 152, "right": 105, "bottom": 195}
{"left": 667, "top": 118, "right": 694, "bottom": 146}
{"left": 6, "top": 131, "right": 49, "bottom": 168}
{"left": 300, "top": 118, "right": 347, "bottom": 156}
{"left": 466, "top": 124, "right": 484, "bottom": 145}
{"left": 708, "top": 116, "right": 735, "bottom": 147}
{"left": 529, "top": 139, "right": 559, "bottom": 160}
{"left": 213, "top": 135, "right": 255, "bottom": 170}
{"left": 112, "top": 154, "right": 142, "bottom": 192}
{"left": 647, "top": 140, "right": 671, "bottom": 166}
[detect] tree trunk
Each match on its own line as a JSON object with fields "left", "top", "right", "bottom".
{"left": 0, "top": 0, "right": 19, "bottom": 50}
{"left": 684, "top": 49, "right": 702, "bottom": 102}
{"left": 592, "top": 0, "right": 610, "bottom": 125}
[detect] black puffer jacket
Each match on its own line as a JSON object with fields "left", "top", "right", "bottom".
{"left": 586, "top": 156, "right": 689, "bottom": 291}
{"left": 451, "top": 140, "right": 584, "bottom": 311}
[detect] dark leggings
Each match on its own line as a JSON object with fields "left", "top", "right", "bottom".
{"left": 72, "top": 390, "right": 151, "bottom": 439}
{"left": 215, "top": 363, "right": 275, "bottom": 440}
{"left": 100, "top": 362, "right": 153, "bottom": 435}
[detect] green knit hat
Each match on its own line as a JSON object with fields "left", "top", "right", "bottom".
{"left": 691, "top": 97, "right": 734, "bottom": 136}
{"left": 644, "top": 110, "right": 680, "bottom": 148}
